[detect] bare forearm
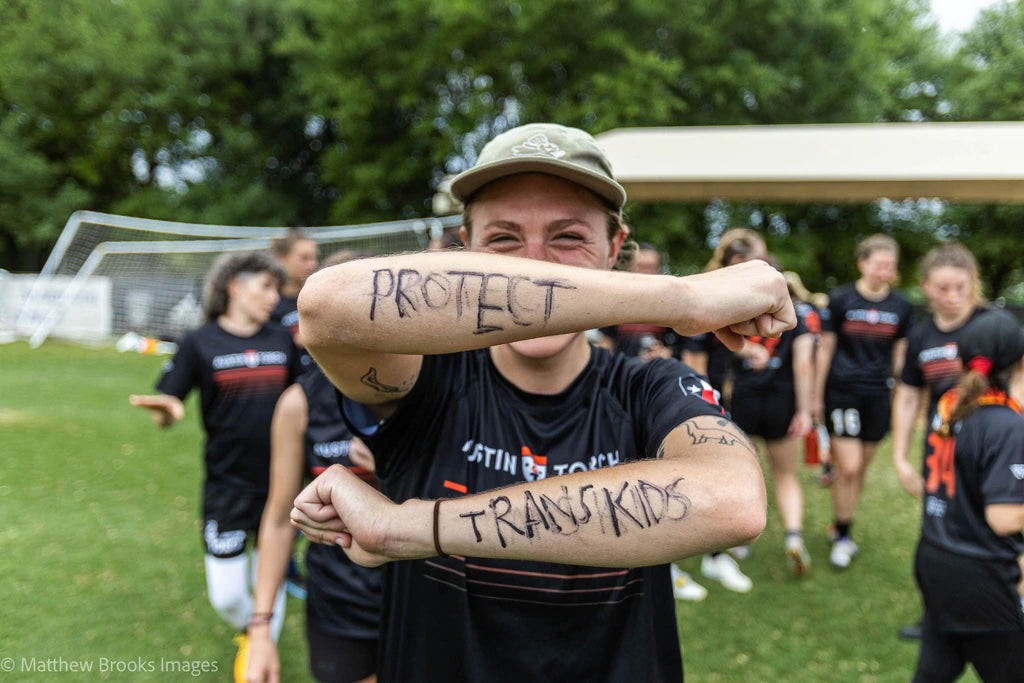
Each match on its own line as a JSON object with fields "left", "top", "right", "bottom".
{"left": 891, "top": 384, "right": 922, "bottom": 465}
{"left": 300, "top": 252, "right": 680, "bottom": 355}
{"left": 792, "top": 337, "right": 814, "bottom": 414}
{"left": 383, "top": 424, "right": 766, "bottom": 567}
{"left": 814, "top": 334, "right": 836, "bottom": 403}
{"left": 299, "top": 253, "right": 790, "bottom": 356}
{"left": 253, "top": 518, "right": 296, "bottom": 612}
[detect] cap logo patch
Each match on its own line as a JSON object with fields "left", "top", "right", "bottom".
{"left": 511, "top": 134, "right": 566, "bottom": 159}
{"left": 1010, "top": 464, "right": 1024, "bottom": 480}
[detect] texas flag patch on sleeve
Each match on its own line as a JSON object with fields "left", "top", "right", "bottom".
{"left": 679, "top": 376, "right": 725, "bottom": 414}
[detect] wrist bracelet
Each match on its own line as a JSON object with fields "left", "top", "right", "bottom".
{"left": 433, "top": 498, "right": 449, "bottom": 558}
{"left": 247, "top": 611, "right": 273, "bottom": 629}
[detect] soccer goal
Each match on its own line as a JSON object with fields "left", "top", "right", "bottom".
{"left": 15, "top": 211, "right": 462, "bottom": 347}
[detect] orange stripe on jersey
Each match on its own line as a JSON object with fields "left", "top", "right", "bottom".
{"left": 444, "top": 480, "right": 468, "bottom": 494}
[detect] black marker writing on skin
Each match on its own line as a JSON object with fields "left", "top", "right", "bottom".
{"left": 467, "top": 478, "right": 691, "bottom": 548}
{"left": 368, "top": 267, "right": 575, "bottom": 334}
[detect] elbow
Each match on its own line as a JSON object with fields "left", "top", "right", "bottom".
{"left": 297, "top": 266, "right": 358, "bottom": 351}
{"left": 985, "top": 505, "right": 1024, "bottom": 537}
{"left": 721, "top": 460, "right": 768, "bottom": 546}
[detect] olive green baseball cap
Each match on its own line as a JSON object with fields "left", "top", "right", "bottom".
{"left": 449, "top": 123, "right": 626, "bottom": 209}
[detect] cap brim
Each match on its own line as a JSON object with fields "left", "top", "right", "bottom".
{"left": 450, "top": 158, "right": 626, "bottom": 209}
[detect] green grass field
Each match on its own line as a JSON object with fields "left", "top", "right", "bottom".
{"left": 0, "top": 341, "right": 980, "bottom": 682}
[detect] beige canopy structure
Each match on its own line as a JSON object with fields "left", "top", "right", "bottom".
{"left": 595, "top": 122, "right": 1024, "bottom": 204}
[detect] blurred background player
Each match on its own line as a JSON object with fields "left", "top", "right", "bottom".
{"left": 816, "top": 234, "right": 914, "bottom": 569}
{"left": 247, "top": 251, "right": 383, "bottom": 683}
{"left": 594, "top": 242, "right": 685, "bottom": 359}
{"left": 246, "top": 362, "right": 382, "bottom": 683}
{"left": 270, "top": 227, "right": 319, "bottom": 353}
{"left": 890, "top": 241, "right": 989, "bottom": 640}
{"left": 728, "top": 256, "right": 816, "bottom": 577}
{"left": 910, "top": 310, "right": 1024, "bottom": 682}
{"left": 784, "top": 270, "right": 833, "bottom": 487}
{"left": 128, "top": 251, "right": 302, "bottom": 675}
{"left": 683, "top": 228, "right": 769, "bottom": 407}
{"left": 684, "top": 228, "right": 767, "bottom": 592}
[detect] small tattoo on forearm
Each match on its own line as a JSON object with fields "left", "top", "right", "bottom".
{"left": 368, "top": 267, "right": 575, "bottom": 334}
{"left": 360, "top": 367, "right": 404, "bottom": 393}
{"left": 685, "top": 419, "right": 756, "bottom": 457}
{"left": 458, "top": 479, "right": 691, "bottom": 548}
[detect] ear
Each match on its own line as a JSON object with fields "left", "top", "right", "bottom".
{"left": 607, "top": 225, "right": 629, "bottom": 268}
{"left": 458, "top": 225, "right": 470, "bottom": 248}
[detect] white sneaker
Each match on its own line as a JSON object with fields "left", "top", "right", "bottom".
{"left": 670, "top": 564, "right": 708, "bottom": 602}
{"left": 701, "top": 553, "right": 753, "bottom": 593}
{"left": 829, "top": 538, "right": 859, "bottom": 569}
{"left": 785, "top": 536, "right": 811, "bottom": 576}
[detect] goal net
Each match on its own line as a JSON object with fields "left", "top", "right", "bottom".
{"left": 11, "top": 211, "right": 462, "bottom": 347}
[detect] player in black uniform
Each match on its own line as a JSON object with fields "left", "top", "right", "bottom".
{"left": 685, "top": 232, "right": 767, "bottom": 591}
{"left": 729, "top": 261, "right": 817, "bottom": 577}
{"left": 683, "top": 229, "right": 768, "bottom": 405}
{"left": 270, "top": 227, "right": 319, "bottom": 343}
{"left": 129, "top": 251, "right": 302, "bottom": 677}
{"left": 816, "top": 234, "right": 914, "bottom": 569}
{"left": 247, "top": 364, "right": 382, "bottom": 683}
{"left": 891, "top": 241, "right": 989, "bottom": 640}
{"left": 911, "top": 309, "right": 1024, "bottom": 682}
{"left": 288, "top": 123, "right": 795, "bottom": 681}
{"left": 596, "top": 243, "right": 683, "bottom": 360}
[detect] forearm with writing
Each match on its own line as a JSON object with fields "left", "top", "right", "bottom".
{"left": 299, "top": 251, "right": 684, "bottom": 355}
{"left": 394, "top": 420, "right": 767, "bottom": 568}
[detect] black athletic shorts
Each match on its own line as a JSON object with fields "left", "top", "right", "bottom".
{"left": 200, "top": 484, "right": 267, "bottom": 558}
{"left": 730, "top": 388, "right": 794, "bottom": 442}
{"left": 306, "top": 621, "right": 376, "bottom": 683}
{"left": 824, "top": 387, "right": 891, "bottom": 443}
{"left": 913, "top": 541, "right": 1024, "bottom": 682}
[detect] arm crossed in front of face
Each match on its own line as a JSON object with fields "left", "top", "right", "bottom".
{"left": 298, "top": 251, "right": 794, "bottom": 407}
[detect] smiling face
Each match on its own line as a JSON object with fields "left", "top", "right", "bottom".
{"left": 460, "top": 172, "right": 626, "bottom": 360}
{"left": 227, "top": 271, "right": 281, "bottom": 325}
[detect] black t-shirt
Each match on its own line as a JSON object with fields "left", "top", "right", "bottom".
{"left": 921, "top": 394, "right": 1024, "bottom": 563}
{"left": 822, "top": 283, "right": 914, "bottom": 394}
{"left": 900, "top": 307, "right": 987, "bottom": 428}
{"left": 731, "top": 302, "right": 811, "bottom": 395}
{"left": 601, "top": 323, "right": 685, "bottom": 358}
{"left": 271, "top": 294, "right": 314, "bottom": 373}
{"left": 682, "top": 332, "right": 732, "bottom": 392}
{"left": 299, "top": 367, "right": 382, "bottom": 640}
{"left": 344, "top": 347, "right": 727, "bottom": 682}
{"left": 270, "top": 295, "right": 299, "bottom": 336}
{"left": 156, "top": 321, "right": 301, "bottom": 494}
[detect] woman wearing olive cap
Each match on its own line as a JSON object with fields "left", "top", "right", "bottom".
{"left": 911, "top": 309, "right": 1024, "bottom": 682}
{"left": 290, "top": 122, "right": 794, "bottom": 681}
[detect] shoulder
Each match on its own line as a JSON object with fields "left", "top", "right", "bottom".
{"left": 831, "top": 283, "right": 856, "bottom": 299}
{"left": 888, "top": 289, "right": 913, "bottom": 310}
{"left": 259, "top": 322, "right": 295, "bottom": 344}
{"left": 907, "top": 316, "right": 937, "bottom": 340}
{"left": 275, "top": 383, "right": 309, "bottom": 421}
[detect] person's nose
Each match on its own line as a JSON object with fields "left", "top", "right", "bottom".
{"left": 522, "top": 238, "right": 550, "bottom": 262}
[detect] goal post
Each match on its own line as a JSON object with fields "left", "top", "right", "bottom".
{"left": 16, "top": 211, "right": 462, "bottom": 347}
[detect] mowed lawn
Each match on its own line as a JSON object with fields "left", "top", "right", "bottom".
{"left": 0, "top": 341, "right": 979, "bottom": 682}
